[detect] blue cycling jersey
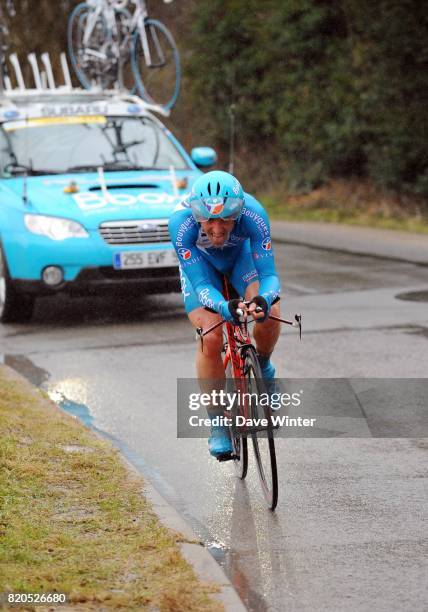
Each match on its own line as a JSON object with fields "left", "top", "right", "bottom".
{"left": 168, "top": 193, "right": 280, "bottom": 314}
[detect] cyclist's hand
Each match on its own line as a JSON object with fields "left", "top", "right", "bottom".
{"left": 248, "top": 295, "right": 269, "bottom": 322}
{"left": 219, "top": 299, "right": 246, "bottom": 323}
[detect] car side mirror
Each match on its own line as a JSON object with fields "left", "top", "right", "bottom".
{"left": 191, "top": 147, "right": 217, "bottom": 168}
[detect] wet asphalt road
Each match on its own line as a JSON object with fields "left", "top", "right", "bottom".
{"left": 1, "top": 242, "right": 428, "bottom": 612}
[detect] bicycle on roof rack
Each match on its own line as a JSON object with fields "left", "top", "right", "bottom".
{"left": 67, "top": 0, "right": 180, "bottom": 110}
{"left": 196, "top": 276, "right": 302, "bottom": 511}
{"left": 0, "top": 0, "right": 15, "bottom": 94}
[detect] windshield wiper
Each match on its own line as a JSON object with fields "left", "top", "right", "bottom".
{"left": 104, "top": 164, "right": 158, "bottom": 171}
{"left": 67, "top": 164, "right": 100, "bottom": 173}
{"left": 4, "top": 161, "right": 60, "bottom": 176}
{"left": 67, "top": 163, "right": 158, "bottom": 173}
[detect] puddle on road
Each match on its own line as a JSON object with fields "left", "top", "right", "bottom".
{"left": 2, "top": 353, "right": 95, "bottom": 425}
{"left": 395, "top": 289, "right": 428, "bottom": 303}
{"left": 47, "top": 389, "right": 94, "bottom": 427}
{"left": 207, "top": 541, "right": 227, "bottom": 563}
{"left": 3, "top": 353, "right": 95, "bottom": 428}
{"left": 3, "top": 354, "right": 50, "bottom": 387}
{"left": 405, "top": 327, "right": 428, "bottom": 339}
{"left": 206, "top": 541, "right": 269, "bottom": 612}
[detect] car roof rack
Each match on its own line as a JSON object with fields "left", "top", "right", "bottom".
{"left": 0, "top": 52, "right": 170, "bottom": 117}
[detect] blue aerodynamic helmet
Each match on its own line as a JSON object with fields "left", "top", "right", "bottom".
{"left": 188, "top": 171, "right": 245, "bottom": 222}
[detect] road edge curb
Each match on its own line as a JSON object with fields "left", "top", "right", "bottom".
{"left": 120, "top": 454, "right": 247, "bottom": 612}
{"left": 1, "top": 364, "right": 246, "bottom": 612}
{"left": 271, "top": 222, "right": 428, "bottom": 266}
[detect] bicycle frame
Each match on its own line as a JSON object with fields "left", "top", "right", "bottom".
{"left": 85, "top": 0, "right": 165, "bottom": 68}
{"left": 69, "top": 0, "right": 179, "bottom": 102}
{"left": 196, "top": 278, "right": 301, "bottom": 424}
{"left": 195, "top": 280, "right": 255, "bottom": 433}
{"left": 222, "top": 279, "right": 252, "bottom": 377}
{"left": 87, "top": 2, "right": 116, "bottom": 41}
{"left": 195, "top": 277, "right": 300, "bottom": 509}
{"left": 130, "top": 0, "right": 148, "bottom": 28}
{"left": 130, "top": 0, "right": 174, "bottom": 28}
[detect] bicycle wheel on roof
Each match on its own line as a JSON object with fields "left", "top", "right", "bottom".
{"left": 131, "top": 18, "right": 181, "bottom": 109}
{"left": 113, "top": 7, "right": 137, "bottom": 93}
{"left": 68, "top": 2, "right": 128, "bottom": 90}
{"left": 68, "top": 3, "right": 106, "bottom": 89}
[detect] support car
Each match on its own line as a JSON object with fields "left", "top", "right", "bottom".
{"left": 0, "top": 89, "right": 216, "bottom": 322}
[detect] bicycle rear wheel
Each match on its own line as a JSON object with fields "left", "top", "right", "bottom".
{"left": 244, "top": 346, "right": 278, "bottom": 510}
{"left": 231, "top": 397, "right": 248, "bottom": 480}
{"left": 68, "top": 3, "right": 109, "bottom": 89}
{"left": 131, "top": 19, "right": 181, "bottom": 109}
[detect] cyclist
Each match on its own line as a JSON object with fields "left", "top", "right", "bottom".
{"left": 169, "top": 170, "right": 281, "bottom": 458}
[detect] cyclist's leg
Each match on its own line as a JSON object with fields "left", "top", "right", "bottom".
{"left": 179, "top": 264, "right": 232, "bottom": 456}
{"left": 189, "top": 307, "right": 224, "bottom": 380}
{"left": 245, "top": 282, "right": 280, "bottom": 375}
{"left": 179, "top": 264, "right": 224, "bottom": 381}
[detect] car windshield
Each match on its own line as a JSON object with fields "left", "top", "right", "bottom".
{"left": 0, "top": 115, "right": 189, "bottom": 175}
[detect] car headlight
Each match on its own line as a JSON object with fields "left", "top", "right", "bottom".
{"left": 24, "top": 214, "right": 89, "bottom": 241}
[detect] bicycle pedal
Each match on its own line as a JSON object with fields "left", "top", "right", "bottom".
{"left": 216, "top": 452, "right": 235, "bottom": 462}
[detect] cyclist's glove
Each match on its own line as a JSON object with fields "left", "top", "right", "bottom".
{"left": 219, "top": 299, "right": 244, "bottom": 323}
{"left": 250, "top": 295, "right": 270, "bottom": 322}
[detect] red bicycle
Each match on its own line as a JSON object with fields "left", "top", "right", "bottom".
{"left": 197, "top": 277, "right": 302, "bottom": 511}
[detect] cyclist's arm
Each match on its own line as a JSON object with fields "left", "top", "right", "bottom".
{"left": 242, "top": 196, "right": 281, "bottom": 306}
{"left": 169, "top": 210, "right": 226, "bottom": 313}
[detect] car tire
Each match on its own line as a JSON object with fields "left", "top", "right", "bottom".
{"left": 0, "top": 244, "right": 35, "bottom": 323}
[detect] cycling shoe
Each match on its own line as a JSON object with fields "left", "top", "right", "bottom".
{"left": 259, "top": 360, "right": 276, "bottom": 380}
{"left": 258, "top": 359, "right": 282, "bottom": 410}
{"left": 208, "top": 425, "right": 233, "bottom": 458}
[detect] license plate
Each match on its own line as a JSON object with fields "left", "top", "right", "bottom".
{"left": 113, "top": 249, "right": 178, "bottom": 269}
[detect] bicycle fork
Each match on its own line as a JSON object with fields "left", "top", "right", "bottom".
{"left": 137, "top": 17, "right": 167, "bottom": 68}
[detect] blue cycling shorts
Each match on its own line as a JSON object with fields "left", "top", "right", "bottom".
{"left": 179, "top": 240, "right": 258, "bottom": 314}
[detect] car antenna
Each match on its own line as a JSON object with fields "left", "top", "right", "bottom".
{"left": 98, "top": 165, "right": 109, "bottom": 202}
{"left": 22, "top": 159, "right": 33, "bottom": 206}
{"left": 22, "top": 110, "right": 30, "bottom": 206}
{"left": 22, "top": 169, "right": 28, "bottom": 205}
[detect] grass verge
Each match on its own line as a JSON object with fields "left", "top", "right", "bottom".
{"left": 0, "top": 366, "right": 221, "bottom": 611}
{"left": 261, "top": 179, "right": 428, "bottom": 234}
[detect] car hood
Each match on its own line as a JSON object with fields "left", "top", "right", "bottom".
{"left": 6, "top": 170, "right": 198, "bottom": 230}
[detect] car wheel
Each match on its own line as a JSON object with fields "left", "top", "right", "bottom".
{"left": 0, "top": 245, "right": 35, "bottom": 323}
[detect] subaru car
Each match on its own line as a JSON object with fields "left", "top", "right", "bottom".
{"left": 0, "top": 90, "right": 216, "bottom": 322}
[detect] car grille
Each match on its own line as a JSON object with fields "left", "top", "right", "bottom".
{"left": 99, "top": 219, "right": 170, "bottom": 245}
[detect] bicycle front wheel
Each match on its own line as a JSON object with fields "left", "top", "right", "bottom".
{"left": 244, "top": 346, "right": 278, "bottom": 510}
{"left": 225, "top": 357, "right": 248, "bottom": 479}
{"left": 131, "top": 19, "right": 181, "bottom": 109}
{"left": 231, "top": 396, "right": 248, "bottom": 480}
